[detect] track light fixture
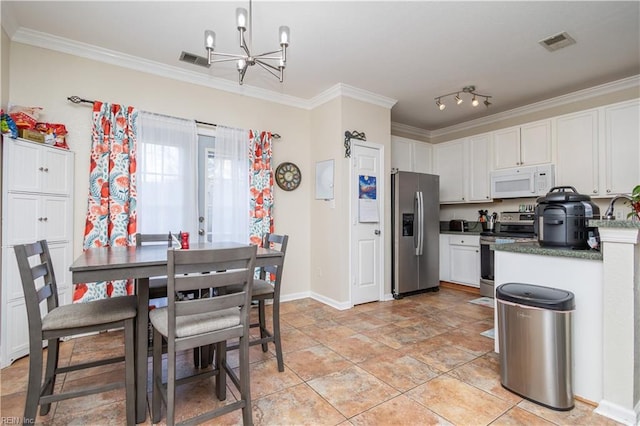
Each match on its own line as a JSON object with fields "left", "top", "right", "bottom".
{"left": 203, "top": 0, "right": 290, "bottom": 85}
{"left": 434, "top": 85, "right": 492, "bottom": 110}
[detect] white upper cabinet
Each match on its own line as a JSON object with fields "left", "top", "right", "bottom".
{"left": 468, "top": 133, "right": 492, "bottom": 202}
{"left": 603, "top": 99, "right": 640, "bottom": 196}
{"left": 493, "top": 120, "right": 552, "bottom": 169}
{"left": 555, "top": 110, "right": 599, "bottom": 196}
{"left": 433, "top": 138, "right": 466, "bottom": 203}
{"left": 391, "top": 136, "right": 432, "bottom": 173}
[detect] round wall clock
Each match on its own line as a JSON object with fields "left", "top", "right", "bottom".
{"left": 275, "top": 162, "right": 301, "bottom": 191}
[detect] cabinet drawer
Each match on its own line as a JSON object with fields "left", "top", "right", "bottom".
{"left": 449, "top": 235, "right": 479, "bottom": 247}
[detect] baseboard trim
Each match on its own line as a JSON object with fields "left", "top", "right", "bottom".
{"left": 440, "top": 281, "right": 481, "bottom": 295}
{"left": 594, "top": 399, "right": 639, "bottom": 425}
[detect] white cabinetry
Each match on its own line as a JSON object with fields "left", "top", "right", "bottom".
{"left": 433, "top": 135, "right": 492, "bottom": 203}
{"left": 439, "top": 234, "right": 450, "bottom": 281}
{"left": 602, "top": 99, "right": 640, "bottom": 195}
{"left": 391, "top": 136, "right": 432, "bottom": 173}
{"left": 448, "top": 235, "right": 480, "bottom": 287}
{"left": 1, "top": 137, "right": 74, "bottom": 367}
{"left": 555, "top": 110, "right": 599, "bottom": 196}
{"left": 493, "top": 120, "right": 552, "bottom": 169}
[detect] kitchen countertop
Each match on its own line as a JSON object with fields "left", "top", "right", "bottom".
{"left": 493, "top": 241, "right": 603, "bottom": 260}
{"left": 590, "top": 219, "right": 640, "bottom": 229}
{"left": 440, "top": 230, "right": 482, "bottom": 236}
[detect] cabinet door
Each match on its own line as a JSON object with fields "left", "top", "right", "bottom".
{"left": 42, "top": 148, "right": 73, "bottom": 195}
{"left": 520, "top": 120, "right": 552, "bottom": 166}
{"left": 493, "top": 127, "right": 520, "bottom": 169}
{"left": 439, "top": 234, "right": 450, "bottom": 281}
{"left": 41, "top": 197, "right": 71, "bottom": 242}
{"left": 433, "top": 139, "right": 466, "bottom": 202}
{"left": 556, "top": 110, "right": 599, "bottom": 196}
{"left": 6, "top": 139, "right": 42, "bottom": 193}
{"left": 449, "top": 245, "right": 480, "bottom": 287}
{"left": 391, "top": 137, "right": 413, "bottom": 172}
{"left": 413, "top": 142, "right": 432, "bottom": 174}
{"left": 468, "top": 133, "right": 492, "bottom": 202}
{"left": 2, "top": 300, "right": 30, "bottom": 365}
{"left": 604, "top": 100, "right": 640, "bottom": 195}
{"left": 6, "top": 193, "right": 41, "bottom": 245}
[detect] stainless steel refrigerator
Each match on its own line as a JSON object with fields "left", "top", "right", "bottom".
{"left": 392, "top": 171, "right": 440, "bottom": 298}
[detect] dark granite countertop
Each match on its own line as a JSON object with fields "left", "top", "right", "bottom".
{"left": 493, "top": 241, "right": 603, "bottom": 260}
{"left": 440, "top": 230, "right": 482, "bottom": 236}
{"left": 590, "top": 219, "right": 640, "bottom": 229}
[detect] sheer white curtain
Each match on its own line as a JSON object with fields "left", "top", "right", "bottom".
{"left": 137, "top": 111, "right": 198, "bottom": 241}
{"left": 208, "top": 125, "right": 249, "bottom": 243}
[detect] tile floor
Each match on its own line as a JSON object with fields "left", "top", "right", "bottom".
{"left": 0, "top": 287, "right": 621, "bottom": 425}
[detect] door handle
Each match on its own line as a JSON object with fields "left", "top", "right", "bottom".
{"left": 374, "top": 229, "right": 381, "bottom": 235}
{"left": 198, "top": 229, "right": 205, "bottom": 236}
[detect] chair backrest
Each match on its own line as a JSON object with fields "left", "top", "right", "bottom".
{"left": 261, "top": 233, "right": 288, "bottom": 286}
{"left": 14, "top": 240, "right": 59, "bottom": 333}
{"left": 166, "top": 245, "right": 257, "bottom": 341}
{"left": 136, "top": 233, "right": 178, "bottom": 247}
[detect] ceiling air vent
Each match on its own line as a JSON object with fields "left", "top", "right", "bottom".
{"left": 179, "top": 51, "right": 211, "bottom": 68}
{"left": 539, "top": 31, "right": 576, "bottom": 52}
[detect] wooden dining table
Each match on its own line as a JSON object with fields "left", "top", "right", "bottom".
{"left": 69, "top": 241, "right": 284, "bottom": 424}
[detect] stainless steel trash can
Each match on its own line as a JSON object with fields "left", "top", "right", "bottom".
{"left": 496, "top": 282, "right": 575, "bottom": 411}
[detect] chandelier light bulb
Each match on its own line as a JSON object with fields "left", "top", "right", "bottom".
{"left": 455, "top": 94, "right": 463, "bottom": 105}
{"left": 279, "top": 26, "right": 290, "bottom": 46}
{"left": 471, "top": 95, "right": 479, "bottom": 107}
{"left": 436, "top": 99, "right": 446, "bottom": 110}
{"left": 236, "top": 8, "right": 248, "bottom": 30}
{"left": 204, "top": 30, "right": 216, "bottom": 50}
{"left": 237, "top": 58, "right": 246, "bottom": 71}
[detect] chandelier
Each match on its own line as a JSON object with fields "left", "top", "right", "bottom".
{"left": 434, "top": 86, "right": 492, "bottom": 111}
{"left": 204, "top": 2, "right": 290, "bottom": 85}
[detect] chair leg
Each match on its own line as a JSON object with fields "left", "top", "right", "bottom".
{"left": 152, "top": 329, "right": 163, "bottom": 423}
{"left": 214, "top": 341, "right": 226, "bottom": 400}
{"left": 258, "top": 300, "right": 268, "bottom": 352}
{"left": 167, "top": 344, "right": 176, "bottom": 426}
{"left": 272, "top": 299, "right": 284, "bottom": 373}
{"left": 24, "top": 339, "right": 44, "bottom": 423}
{"left": 40, "top": 338, "right": 60, "bottom": 415}
{"left": 124, "top": 319, "right": 136, "bottom": 426}
{"left": 239, "top": 334, "right": 253, "bottom": 426}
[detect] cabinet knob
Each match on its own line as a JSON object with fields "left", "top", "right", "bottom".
{"left": 43, "top": 217, "right": 48, "bottom": 221}
{"left": 39, "top": 167, "right": 44, "bottom": 171}
{"left": 43, "top": 168, "right": 49, "bottom": 172}
{"left": 593, "top": 189, "right": 597, "bottom": 194}
{"left": 607, "top": 189, "right": 611, "bottom": 193}
{"left": 38, "top": 217, "right": 43, "bottom": 221}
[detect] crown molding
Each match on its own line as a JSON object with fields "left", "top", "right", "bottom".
{"left": 390, "top": 122, "right": 432, "bottom": 139}
{"left": 10, "top": 27, "right": 398, "bottom": 112}
{"left": 309, "top": 83, "right": 397, "bottom": 110}
{"left": 429, "top": 75, "right": 640, "bottom": 138}
{"left": 11, "top": 27, "right": 312, "bottom": 109}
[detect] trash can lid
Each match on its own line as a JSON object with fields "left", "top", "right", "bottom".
{"left": 496, "top": 283, "right": 575, "bottom": 311}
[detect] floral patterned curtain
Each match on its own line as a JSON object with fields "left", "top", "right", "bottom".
{"left": 248, "top": 130, "right": 274, "bottom": 247}
{"left": 73, "top": 102, "right": 138, "bottom": 302}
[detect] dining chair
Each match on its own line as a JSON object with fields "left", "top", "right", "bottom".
{"left": 150, "top": 245, "right": 256, "bottom": 425}
{"left": 135, "top": 232, "right": 178, "bottom": 301}
{"left": 14, "top": 240, "right": 137, "bottom": 425}
{"left": 228, "top": 233, "right": 289, "bottom": 372}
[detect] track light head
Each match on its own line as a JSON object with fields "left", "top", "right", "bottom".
{"left": 435, "top": 85, "right": 492, "bottom": 111}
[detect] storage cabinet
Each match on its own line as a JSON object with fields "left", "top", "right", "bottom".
{"left": 439, "top": 234, "right": 450, "bottom": 281}
{"left": 391, "top": 135, "right": 432, "bottom": 173}
{"left": 493, "top": 120, "right": 552, "bottom": 169}
{"left": 448, "top": 235, "right": 480, "bottom": 287}
{"left": 433, "top": 135, "right": 492, "bottom": 204}
{"left": 555, "top": 110, "right": 599, "bottom": 196}
{"left": 1, "top": 137, "right": 74, "bottom": 367}
{"left": 602, "top": 99, "right": 640, "bottom": 195}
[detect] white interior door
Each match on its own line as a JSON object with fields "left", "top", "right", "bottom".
{"left": 351, "top": 142, "right": 384, "bottom": 305}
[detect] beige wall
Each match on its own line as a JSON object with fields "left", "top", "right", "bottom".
{"left": 7, "top": 42, "right": 313, "bottom": 298}
{"left": 1, "top": 26, "right": 9, "bottom": 109}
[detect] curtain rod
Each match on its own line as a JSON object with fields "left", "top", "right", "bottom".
{"left": 66, "top": 96, "right": 280, "bottom": 139}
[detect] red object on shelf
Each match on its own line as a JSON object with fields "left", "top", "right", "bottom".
{"left": 180, "top": 232, "right": 190, "bottom": 249}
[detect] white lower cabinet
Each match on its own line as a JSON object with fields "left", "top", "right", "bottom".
{"left": 1, "top": 137, "right": 74, "bottom": 367}
{"left": 439, "top": 234, "right": 480, "bottom": 287}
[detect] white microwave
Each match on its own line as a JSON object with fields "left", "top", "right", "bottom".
{"left": 490, "top": 164, "right": 555, "bottom": 199}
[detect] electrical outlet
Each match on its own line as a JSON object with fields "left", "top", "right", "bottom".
{"left": 615, "top": 210, "right": 625, "bottom": 220}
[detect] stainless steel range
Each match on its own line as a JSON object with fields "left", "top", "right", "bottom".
{"left": 479, "top": 211, "right": 537, "bottom": 298}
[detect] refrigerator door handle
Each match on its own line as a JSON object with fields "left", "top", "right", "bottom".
{"left": 414, "top": 192, "right": 419, "bottom": 252}
{"left": 417, "top": 191, "right": 424, "bottom": 256}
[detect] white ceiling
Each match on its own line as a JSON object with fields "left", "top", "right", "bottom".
{"left": 2, "top": 1, "right": 639, "bottom": 131}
